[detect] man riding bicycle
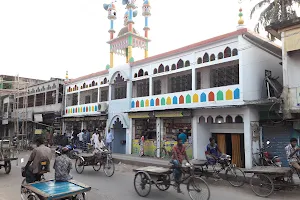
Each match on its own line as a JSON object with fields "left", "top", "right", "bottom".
{"left": 171, "top": 138, "right": 190, "bottom": 193}
{"left": 25, "top": 137, "right": 51, "bottom": 183}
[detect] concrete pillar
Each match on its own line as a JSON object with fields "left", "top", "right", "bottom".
{"left": 192, "top": 67, "right": 196, "bottom": 91}
{"left": 243, "top": 107, "right": 259, "bottom": 169}
{"left": 127, "top": 118, "right": 133, "bottom": 154}
{"left": 98, "top": 87, "right": 100, "bottom": 102}
{"left": 149, "top": 77, "right": 153, "bottom": 96}
{"left": 193, "top": 116, "right": 211, "bottom": 160}
{"left": 156, "top": 118, "right": 161, "bottom": 157}
{"left": 108, "top": 84, "right": 112, "bottom": 101}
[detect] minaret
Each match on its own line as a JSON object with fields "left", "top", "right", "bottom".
{"left": 103, "top": 2, "right": 117, "bottom": 68}
{"left": 142, "top": 0, "right": 151, "bottom": 58}
{"left": 65, "top": 71, "right": 69, "bottom": 82}
{"left": 237, "top": 0, "right": 245, "bottom": 29}
{"left": 125, "top": 1, "right": 137, "bottom": 63}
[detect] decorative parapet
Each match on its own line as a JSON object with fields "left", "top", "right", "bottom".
{"left": 130, "top": 85, "right": 242, "bottom": 111}
{"left": 65, "top": 103, "right": 99, "bottom": 116}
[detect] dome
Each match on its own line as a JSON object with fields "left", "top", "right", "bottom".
{"left": 118, "top": 27, "right": 138, "bottom": 36}
{"left": 144, "top": 0, "right": 150, "bottom": 5}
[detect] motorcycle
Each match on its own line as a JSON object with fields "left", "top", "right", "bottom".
{"left": 254, "top": 140, "right": 282, "bottom": 167}
{"left": 56, "top": 144, "right": 79, "bottom": 159}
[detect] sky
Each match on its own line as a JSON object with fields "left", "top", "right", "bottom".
{"left": 0, "top": 0, "right": 263, "bottom": 80}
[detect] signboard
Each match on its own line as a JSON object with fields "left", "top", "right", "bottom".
{"left": 284, "top": 28, "right": 300, "bottom": 52}
{"left": 34, "top": 114, "right": 43, "bottom": 122}
{"left": 128, "top": 112, "right": 152, "bottom": 119}
{"left": 155, "top": 110, "right": 192, "bottom": 118}
{"left": 35, "top": 129, "right": 42, "bottom": 135}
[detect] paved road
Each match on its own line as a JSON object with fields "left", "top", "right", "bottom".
{"left": 0, "top": 152, "right": 299, "bottom": 200}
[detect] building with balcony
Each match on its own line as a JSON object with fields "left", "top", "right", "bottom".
{"left": 64, "top": 26, "right": 284, "bottom": 168}
{"left": 0, "top": 75, "right": 45, "bottom": 138}
{"left": 13, "top": 78, "right": 65, "bottom": 139}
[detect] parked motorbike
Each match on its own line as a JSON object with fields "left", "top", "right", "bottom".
{"left": 56, "top": 144, "right": 79, "bottom": 159}
{"left": 254, "top": 140, "right": 282, "bottom": 167}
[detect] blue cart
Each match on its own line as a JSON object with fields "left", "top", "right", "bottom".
{"left": 21, "top": 179, "right": 91, "bottom": 200}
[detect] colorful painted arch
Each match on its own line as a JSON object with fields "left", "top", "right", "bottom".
{"left": 130, "top": 88, "right": 240, "bottom": 108}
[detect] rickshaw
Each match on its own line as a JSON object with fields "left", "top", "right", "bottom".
{"left": 21, "top": 159, "right": 91, "bottom": 200}
{"left": 21, "top": 179, "right": 91, "bottom": 200}
{"left": 0, "top": 139, "right": 18, "bottom": 174}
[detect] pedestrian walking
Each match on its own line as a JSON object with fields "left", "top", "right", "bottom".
{"left": 139, "top": 135, "right": 145, "bottom": 157}
{"left": 77, "top": 130, "right": 84, "bottom": 149}
{"left": 106, "top": 129, "right": 114, "bottom": 152}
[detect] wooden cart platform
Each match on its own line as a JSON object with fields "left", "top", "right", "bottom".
{"left": 243, "top": 166, "right": 291, "bottom": 175}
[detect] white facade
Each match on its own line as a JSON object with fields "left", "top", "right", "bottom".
{"left": 64, "top": 28, "right": 282, "bottom": 168}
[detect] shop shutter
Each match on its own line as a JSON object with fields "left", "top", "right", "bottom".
{"left": 262, "top": 125, "right": 292, "bottom": 167}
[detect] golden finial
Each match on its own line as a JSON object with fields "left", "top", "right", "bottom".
{"left": 65, "top": 71, "right": 69, "bottom": 80}
{"left": 238, "top": 8, "right": 244, "bottom": 25}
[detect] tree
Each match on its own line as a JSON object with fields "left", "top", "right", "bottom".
{"left": 250, "top": 0, "right": 300, "bottom": 38}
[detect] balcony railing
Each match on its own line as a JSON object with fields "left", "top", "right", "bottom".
{"left": 65, "top": 101, "right": 108, "bottom": 116}
{"left": 130, "top": 85, "right": 243, "bottom": 111}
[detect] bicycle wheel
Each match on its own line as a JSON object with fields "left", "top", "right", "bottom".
{"left": 225, "top": 167, "right": 245, "bottom": 187}
{"left": 103, "top": 159, "right": 115, "bottom": 177}
{"left": 93, "top": 159, "right": 101, "bottom": 171}
{"left": 155, "top": 174, "right": 171, "bottom": 191}
{"left": 154, "top": 148, "right": 167, "bottom": 158}
{"left": 134, "top": 171, "right": 152, "bottom": 197}
{"left": 187, "top": 177, "right": 210, "bottom": 200}
{"left": 250, "top": 174, "right": 274, "bottom": 197}
{"left": 75, "top": 157, "right": 85, "bottom": 174}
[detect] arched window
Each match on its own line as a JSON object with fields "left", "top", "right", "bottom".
{"left": 197, "top": 57, "right": 202, "bottom": 64}
{"left": 203, "top": 53, "right": 209, "bottom": 63}
{"left": 103, "top": 78, "right": 107, "bottom": 84}
{"left": 226, "top": 115, "right": 233, "bottom": 123}
{"left": 210, "top": 54, "right": 216, "bottom": 61}
{"left": 158, "top": 64, "right": 164, "bottom": 73}
{"left": 153, "top": 68, "right": 158, "bottom": 74}
{"left": 235, "top": 115, "right": 243, "bottom": 123}
{"left": 218, "top": 52, "right": 224, "bottom": 59}
{"left": 134, "top": 73, "right": 137, "bottom": 78}
{"left": 112, "top": 73, "right": 127, "bottom": 100}
{"left": 171, "top": 64, "right": 176, "bottom": 70}
{"left": 144, "top": 71, "right": 148, "bottom": 76}
{"left": 92, "top": 81, "right": 95, "bottom": 86}
{"left": 83, "top": 83, "right": 86, "bottom": 88}
{"left": 224, "top": 47, "right": 232, "bottom": 58}
{"left": 138, "top": 69, "right": 144, "bottom": 77}
{"left": 185, "top": 60, "right": 190, "bottom": 67}
{"left": 177, "top": 59, "right": 184, "bottom": 69}
{"left": 165, "top": 65, "right": 170, "bottom": 71}
{"left": 215, "top": 116, "right": 224, "bottom": 124}
{"left": 207, "top": 116, "right": 213, "bottom": 124}
{"left": 232, "top": 48, "right": 238, "bottom": 56}
{"left": 199, "top": 116, "right": 205, "bottom": 124}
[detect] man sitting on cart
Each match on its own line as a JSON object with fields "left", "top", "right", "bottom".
{"left": 53, "top": 147, "right": 73, "bottom": 181}
{"left": 285, "top": 138, "right": 300, "bottom": 172}
{"left": 206, "top": 137, "right": 222, "bottom": 165}
{"left": 25, "top": 137, "right": 52, "bottom": 183}
{"left": 171, "top": 138, "right": 190, "bottom": 193}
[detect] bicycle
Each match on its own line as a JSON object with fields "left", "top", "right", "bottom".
{"left": 133, "top": 163, "right": 210, "bottom": 200}
{"left": 154, "top": 141, "right": 174, "bottom": 158}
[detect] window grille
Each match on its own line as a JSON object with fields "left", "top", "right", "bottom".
{"left": 210, "top": 64, "right": 239, "bottom": 87}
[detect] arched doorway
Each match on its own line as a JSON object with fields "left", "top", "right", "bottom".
{"left": 111, "top": 117, "right": 126, "bottom": 154}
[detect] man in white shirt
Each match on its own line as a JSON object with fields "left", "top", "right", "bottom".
{"left": 106, "top": 129, "right": 114, "bottom": 152}
{"left": 77, "top": 130, "right": 84, "bottom": 149}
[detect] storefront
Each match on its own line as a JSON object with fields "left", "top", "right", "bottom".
{"left": 129, "top": 112, "right": 156, "bottom": 156}
{"left": 129, "top": 110, "right": 193, "bottom": 158}
{"left": 157, "top": 110, "right": 193, "bottom": 159}
{"left": 64, "top": 115, "right": 107, "bottom": 136}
